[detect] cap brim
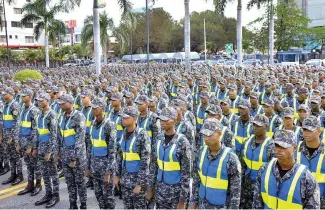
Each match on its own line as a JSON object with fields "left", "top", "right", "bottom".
{"left": 119, "top": 113, "right": 132, "bottom": 118}
{"left": 200, "top": 129, "right": 214, "bottom": 137}
{"left": 57, "top": 100, "right": 65, "bottom": 105}
{"left": 274, "top": 140, "right": 294, "bottom": 149}
{"left": 91, "top": 104, "right": 101, "bottom": 109}
{"left": 302, "top": 125, "right": 318, "bottom": 131}
{"left": 253, "top": 121, "right": 266, "bottom": 127}
{"left": 158, "top": 115, "right": 171, "bottom": 121}
{"left": 238, "top": 105, "right": 249, "bottom": 109}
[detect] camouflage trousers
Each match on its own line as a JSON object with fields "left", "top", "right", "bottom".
{"left": 155, "top": 182, "right": 181, "bottom": 209}
{"left": 198, "top": 199, "right": 224, "bottom": 209}
{"left": 23, "top": 153, "right": 42, "bottom": 181}
{"left": 0, "top": 141, "right": 8, "bottom": 166}
{"left": 121, "top": 186, "right": 147, "bottom": 209}
{"left": 90, "top": 157, "right": 115, "bottom": 209}
{"left": 240, "top": 176, "right": 254, "bottom": 209}
{"left": 62, "top": 162, "right": 87, "bottom": 205}
{"left": 3, "top": 130, "right": 22, "bottom": 175}
{"left": 40, "top": 159, "right": 60, "bottom": 196}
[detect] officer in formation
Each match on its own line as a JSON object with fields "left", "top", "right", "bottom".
{"left": 3, "top": 63, "right": 325, "bottom": 209}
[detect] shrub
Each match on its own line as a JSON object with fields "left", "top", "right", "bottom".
{"left": 14, "top": 69, "right": 43, "bottom": 83}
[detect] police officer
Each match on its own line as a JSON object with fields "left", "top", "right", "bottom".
{"left": 17, "top": 88, "right": 42, "bottom": 196}
{"left": 220, "top": 98, "right": 239, "bottom": 128}
{"left": 240, "top": 114, "right": 275, "bottom": 209}
{"left": 85, "top": 97, "right": 116, "bottom": 209}
{"left": 70, "top": 81, "right": 81, "bottom": 111}
{"left": 148, "top": 107, "right": 191, "bottom": 209}
{"left": 190, "top": 118, "right": 241, "bottom": 209}
{"left": 263, "top": 99, "right": 282, "bottom": 138}
{"left": 298, "top": 116, "right": 325, "bottom": 208}
{"left": 250, "top": 92, "right": 264, "bottom": 118}
{"left": 1, "top": 87, "right": 23, "bottom": 185}
{"left": 295, "top": 104, "right": 310, "bottom": 127}
{"left": 57, "top": 94, "right": 87, "bottom": 209}
{"left": 253, "top": 129, "right": 320, "bottom": 209}
{"left": 115, "top": 106, "right": 151, "bottom": 209}
{"left": 279, "top": 107, "right": 303, "bottom": 143}
{"left": 34, "top": 92, "right": 60, "bottom": 208}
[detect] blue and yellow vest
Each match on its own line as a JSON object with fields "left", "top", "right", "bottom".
{"left": 137, "top": 112, "right": 153, "bottom": 138}
{"left": 216, "top": 89, "right": 228, "bottom": 100}
{"left": 2, "top": 101, "right": 15, "bottom": 129}
{"left": 266, "top": 114, "right": 278, "bottom": 138}
{"left": 36, "top": 111, "right": 51, "bottom": 142}
{"left": 90, "top": 118, "right": 109, "bottom": 157}
{"left": 170, "top": 86, "right": 178, "bottom": 98}
{"left": 108, "top": 111, "right": 123, "bottom": 141}
{"left": 210, "top": 86, "right": 217, "bottom": 95}
{"left": 242, "top": 135, "right": 271, "bottom": 181}
{"left": 73, "top": 94, "right": 80, "bottom": 109}
{"left": 82, "top": 107, "right": 93, "bottom": 135}
{"left": 233, "top": 120, "right": 252, "bottom": 152}
{"left": 250, "top": 105, "right": 264, "bottom": 118}
{"left": 196, "top": 104, "right": 209, "bottom": 131}
{"left": 59, "top": 111, "right": 77, "bottom": 147}
{"left": 261, "top": 158, "right": 305, "bottom": 209}
{"left": 119, "top": 128, "right": 143, "bottom": 173}
{"left": 296, "top": 142, "right": 325, "bottom": 197}
{"left": 156, "top": 134, "right": 182, "bottom": 184}
{"left": 293, "top": 98, "right": 308, "bottom": 119}
{"left": 198, "top": 146, "right": 231, "bottom": 205}
{"left": 229, "top": 96, "right": 240, "bottom": 114}
{"left": 103, "top": 103, "right": 112, "bottom": 116}
{"left": 19, "top": 105, "right": 35, "bottom": 136}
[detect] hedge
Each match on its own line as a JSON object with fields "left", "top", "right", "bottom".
{"left": 14, "top": 69, "right": 43, "bottom": 83}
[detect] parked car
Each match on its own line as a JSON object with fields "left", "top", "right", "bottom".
{"left": 224, "top": 59, "right": 237, "bottom": 67}
{"left": 305, "top": 59, "right": 325, "bottom": 67}
{"left": 243, "top": 59, "right": 262, "bottom": 67}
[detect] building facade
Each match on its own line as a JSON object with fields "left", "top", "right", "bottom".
{"left": 296, "top": 0, "right": 325, "bottom": 28}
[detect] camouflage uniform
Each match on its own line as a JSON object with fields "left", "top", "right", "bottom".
{"left": 57, "top": 95, "right": 87, "bottom": 207}
{"left": 191, "top": 118, "right": 241, "bottom": 209}
{"left": 116, "top": 110, "right": 151, "bottom": 209}
{"left": 253, "top": 130, "right": 320, "bottom": 209}
{"left": 87, "top": 97, "right": 117, "bottom": 209}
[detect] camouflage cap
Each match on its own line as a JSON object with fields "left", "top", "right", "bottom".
{"left": 177, "top": 94, "right": 188, "bottom": 103}
{"left": 158, "top": 107, "right": 178, "bottom": 121}
{"left": 172, "top": 99, "right": 186, "bottom": 108}
{"left": 220, "top": 98, "right": 230, "bottom": 105}
{"left": 50, "top": 86, "right": 60, "bottom": 93}
{"left": 286, "top": 83, "right": 295, "bottom": 89}
{"left": 311, "top": 96, "right": 321, "bottom": 104}
{"left": 219, "top": 78, "right": 226, "bottom": 85}
{"left": 205, "top": 104, "right": 222, "bottom": 115}
{"left": 238, "top": 99, "right": 251, "bottom": 109}
{"left": 298, "top": 87, "right": 309, "bottom": 95}
{"left": 302, "top": 116, "right": 320, "bottom": 131}
{"left": 298, "top": 104, "right": 309, "bottom": 112}
{"left": 149, "top": 96, "right": 158, "bottom": 103}
{"left": 200, "top": 118, "right": 223, "bottom": 136}
{"left": 250, "top": 92, "right": 259, "bottom": 99}
{"left": 105, "top": 86, "right": 115, "bottom": 93}
{"left": 80, "top": 89, "right": 93, "bottom": 97}
{"left": 200, "top": 91, "right": 210, "bottom": 99}
{"left": 228, "top": 84, "right": 237, "bottom": 90}
{"left": 282, "top": 107, "right": 294, "bottom": 118}
{"left": 305, "top": 80, "right": 312, "bottom": 85}
{"left": 264, "top": 99, "right": 275, "bottom": 107}
{"left": 111, "top": 92, "right": 123, "bottom": 101}
{"left": 119, "top": 106, "right": 139, "bottom": 118}
{"left": 1, "top": 87, "right": 15, "bottom": 95}
{"left": 252, "top": 114, "right": 269, "bottom": 126}
{"left": 265, "top": 83, "right": 272, "bottom": 89}
{"left": 124, "top": 91, "right": 134, "bottom": 98}
{"left": 36, "top": 92, "right": 50, "bottom": 101}
{"left": 20, "top": 88, "right": 34, "bottom": 98}
{"left": 274, "top": 129, "right": 297, "bottom": 148}
{"left": 91, "top": 97, "right": 106, "bottom": 109}
{"left": 57, "top": 94, "right": 74, "bottom": 104}
{"left": 135, "top": 95, "right": 149, "bottom": 104}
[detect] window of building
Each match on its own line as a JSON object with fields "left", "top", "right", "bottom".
{"left": 75, "top": 34, "right": 81, "bottom": 42}
{"left": 24, "top": 22, "right": 33, "bottom": 28}
{"left": 25, "top": 36, "right": 34, "bottom": 43}
{"left": 9, "top": 35, "right": 12, "bottom": 39}
{"left": 13, "top": 8, "right": 22, "bottom": 14}
{"left": 11, "top": 21, "right": 21, "bottom": 28}
{"left": 0, "top": 35, "right": 6, "bottom": 42}
{"left": 15, "top": 35, "right": 18, "bottom": 39}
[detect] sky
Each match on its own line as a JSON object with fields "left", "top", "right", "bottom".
{"left": 57, "top": 0, "right": 267, "bottom": 29}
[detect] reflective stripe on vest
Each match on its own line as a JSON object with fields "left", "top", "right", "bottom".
{"left": 2, "top": 100, "right": 14, "bottom": 129}
{"left": 19, "top": 105, "right": 34, "bottom": 136}
{"left": 73, "top": 94, "right": 80, "bottom": 109}
{"left": 90, "top": 119, "right": 108, "bottom": 156}
{"left": 234, "top": 121, "right": 251, "bottom": 152}
{"left": 261, "top": 158, "right": 305, "bottom": 209}
{"left": 36, "top": 111, "right": 51, "bottom": 142}
{"left": 266, "top": 115, "right": 277, "bottom": 138}
{"left": 59, "top": 111, "right": 76, "bottom": 147}
{"left": 230, "top": 96, "right": 239, "bottom": 114}
{"left": 138, "top": 112, "right": 153, "bottom": 137}
{"left": 196, "top": 105, "right": 209, "bottom": 129}
{"left": 198, "top": 146, "right": 231, "bottom": 205}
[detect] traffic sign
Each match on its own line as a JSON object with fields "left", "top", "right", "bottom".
{"left": 225, "top": 43, "right": 233, "bottom": 54}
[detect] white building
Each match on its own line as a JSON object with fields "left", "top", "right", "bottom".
{"left": 296, "top": 0, "right": 325, "bottom": 27}
{"left": 0, "top": 0, "right": 45, "bottom": 49}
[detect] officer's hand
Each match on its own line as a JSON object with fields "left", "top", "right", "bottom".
{"left": 8, "top": 137, "right": 12, "bottom": 144}
{"left": 146, "top": 188, "right": 153, "bottom": 201}
{"left": 32, "top": 149, "right": 38, "bottom": 158}
{"left": 189, "top": 204, "right": 196, "bottom": 210}
{"left": 25, "top": 146, "right": 32, "bottom": 155}
{"left": 114, "top": 176, "right": 120, "bottom": 189}
{"left": 176, "top": 200, "right": 186, "bottom": 209}
{"left": 69, "top": 160, "right": 76, "bottom": 168}
{"left": 133, "top": 185, "right": 141, "bottom": 195}
{"left": 104, "top": 172, "right": 110, "bottom": 185}
{"left": 44, "top": 152, "right": 51, "bottom": 162}
{"left": 0, "top": 135, "right": 2, "bottom": 143}
{"left": 54, "top": 153, "right": 60, "bottom": 163}
{"left": 84, "top": 168, "right": 90, "bottom": 177}
{"left": 16, "top": 143, "right": 21, "bottom": 153}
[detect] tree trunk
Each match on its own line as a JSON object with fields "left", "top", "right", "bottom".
{"left": 93, "top": 0, "right": 101, "bottom": 75}
{"left": 184, "top": 0, "right": 190, "bottom": 71}
{"left": 236, "top": 0, "right": 242, "bottom": 64}
{"left": 103, "top": 44, "right": 107, "bottom": 64}
{"left": 45, "top": 34, "right": 49, "bottom": 67}
{"left": 269, "top": 0, "right": 274, "bottom": 65}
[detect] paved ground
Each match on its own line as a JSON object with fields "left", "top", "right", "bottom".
{"left": 0, "top": 164, "right": 124, "bottom": 209}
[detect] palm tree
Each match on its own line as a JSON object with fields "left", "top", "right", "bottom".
{"left": 247, "top": 0, "right": 274, "bottom": 64}
{"left": 81, "top": 11, "right": 114, "bottom": 64}
{"left": 21, "top": 0, "right": 65, "bottom": 67}
{"left": 184, "top": 0, "right": 190, "bottom": 71}
{"left": 92, "top": 0, "right": 132, "bottom": 75}
{"left": 48, "top": 20, "right": 67, "bottom": 48}
{"left": 211, "top": 0, "right": 243, "bottom": 64}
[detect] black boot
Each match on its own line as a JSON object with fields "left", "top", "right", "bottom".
{"left": 86, "top": 180, "right": 93, "bottom": 188}
{"left": 59, "top": 171, "right": 64, "bottom": 178}
{"left": 35, "top": 194, "right": 52, "bottom": 206}
{"left": 69, "top": 202, "right": 78, "bottom": 209}
{"left": 0, "top": 164, "right": 10, "bottom": 176}
{"left": 12, "top": 173, "right": 24, "bottom": 186}
{"left": 80, "top": 203, "right": 87, "bottom": 209}
{"left": 2, "top": 173, "right": 16, "bottom": 185}
{"left": 18, "top": 181, "right": 34, "bottom": 195}
{"left": 45, "top": 194, "right": 60, "bottom": 209}
{"left": 31, "top": 179, "right": 42, "bottom": 196}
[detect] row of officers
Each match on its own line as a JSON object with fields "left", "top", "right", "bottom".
{"left": 1, "top": 86, "right": 325, "bottom": 209}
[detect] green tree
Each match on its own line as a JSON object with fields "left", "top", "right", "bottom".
{"left": 81, "top": 11, "right": 114, "bottom": 64}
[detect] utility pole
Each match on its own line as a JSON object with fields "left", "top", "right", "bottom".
{"left": 204, "top": 19, "right": 207, "bottom": 61}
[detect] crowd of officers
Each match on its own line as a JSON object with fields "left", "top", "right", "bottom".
{"left": 0, "top": 63, "right": 325, "bottom": 209}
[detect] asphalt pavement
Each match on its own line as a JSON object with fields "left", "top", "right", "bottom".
{"left": 0, "top": 164, "right": 124, "bottom": 209}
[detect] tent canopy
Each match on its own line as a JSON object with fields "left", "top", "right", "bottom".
{"left": 122, "top": 52, "right": 200, "bottom": 61}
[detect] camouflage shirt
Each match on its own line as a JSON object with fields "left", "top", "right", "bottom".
{"left": 2, "top": 99, "right": 20, "bottom": 143}
{"left": 137, "top": 111, "right": 160, "bottom": 148}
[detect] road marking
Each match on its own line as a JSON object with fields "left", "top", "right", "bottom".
{"left": 0, "top": 182, "right": 27, "bottom": 196}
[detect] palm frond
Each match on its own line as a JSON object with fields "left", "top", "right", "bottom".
{"left": 21, "top": 14, "right": 41, "bottom": 25}
{"left": 117, "top": 0, "right": 132, "bottom": 15}
{"left": 33, "top": 22, "right": 44, "bottom": 41}
{"left": 81, "top": 24, "right": 93, "bottom": 46}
